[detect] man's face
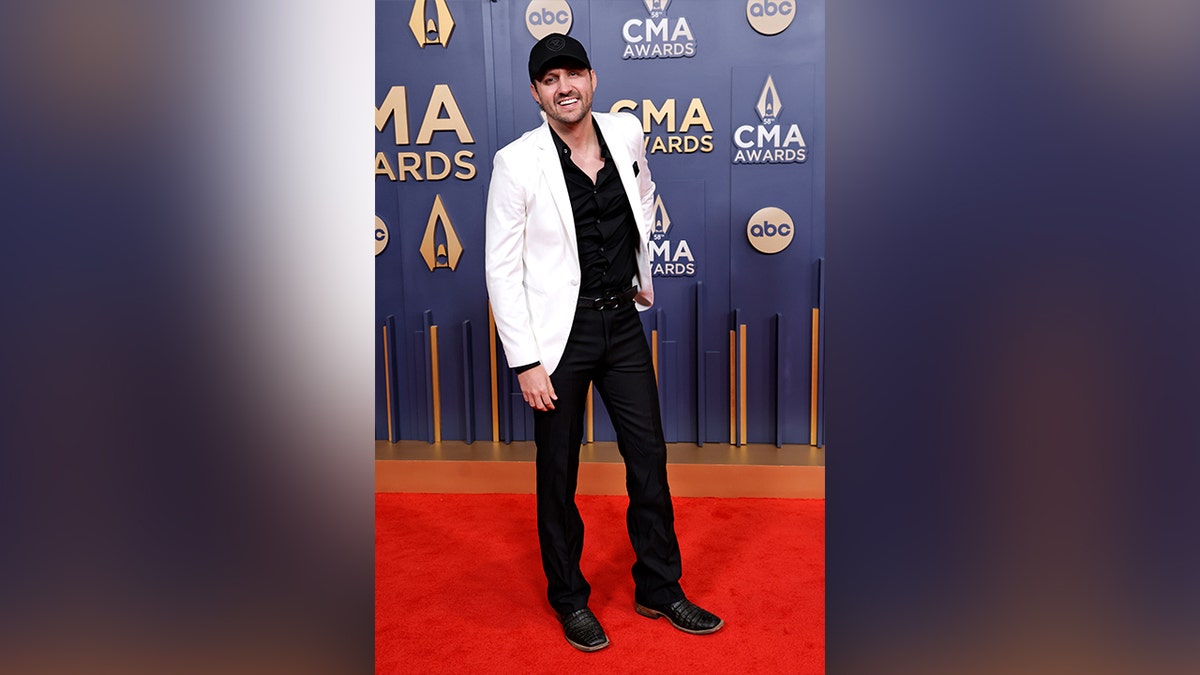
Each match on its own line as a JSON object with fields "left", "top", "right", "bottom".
{"left": 530, "top": 65, "right": 596, "bottom": 127}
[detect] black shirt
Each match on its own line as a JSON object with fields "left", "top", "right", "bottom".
{"left": 549, "top": 120, "right": 639, "bottom": 296}
{"left": 514, "top": 120, "right": 641, "bottom": 375}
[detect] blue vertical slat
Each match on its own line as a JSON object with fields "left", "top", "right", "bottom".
{"left": 817, "top": 257, "right": 826, "bottom": 447}
{"left": 423, "top": 310, "right": 435, "bottom": 443}
{"left": 732, "top": 308, "right": 742, "bottom": 447}
{"left": 522, "top": 393, "right": 535, "bottom": 441}
{"left": 594, "top": 386, "right": 613, "bottom": 442}
{"left": 412, "top": 330, "right": 426, "bottom": 441}
{"left": 695, "top": 281, "right": 705, "bottom": 446}
{"left": 774, "top": 312, "right": 784, "bottom": 448}
{"left": 462, "top": 319, "right": 475, "bottom": 444}
{"left": 379, "top": 323, "right": 391, "bottom": 442}
{"left": 500, "top": 350, "right": 512, "bottom": 444}
{"left": 704, "top": 351, "right": 723, "bottom": 443}
{"left": 386, "top": 315, "right": 400, "bottom": 441}
{"left": 656, "top": 307, "right": 667, "bottom": 437}
{"left": 510, "top": 393, "right": 525, "bottom": 440}
{"left": 662, "top": 341, "right": 677, "bottom": 442}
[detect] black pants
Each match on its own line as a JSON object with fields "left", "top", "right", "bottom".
{"left": 534, "top": 302, "right": 685, "bottom": 616}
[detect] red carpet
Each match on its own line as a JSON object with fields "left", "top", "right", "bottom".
{"left": 376, "top": 493, "right": 824, "bottom": 674}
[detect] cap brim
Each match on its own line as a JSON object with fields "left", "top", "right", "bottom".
{"left": 531, "top": 56, "right": 591, "bottom": 81}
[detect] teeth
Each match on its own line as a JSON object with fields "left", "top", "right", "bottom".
{"left": 559, "top": 98, "right": 578, "bottom": 105}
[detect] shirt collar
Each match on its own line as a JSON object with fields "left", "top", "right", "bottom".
{"left": 548, "top": 117, "right": 610, "bottom": 162}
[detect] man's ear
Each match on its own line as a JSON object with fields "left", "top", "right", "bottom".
{"left": 529, "top": 81, "right": 538, "bottom": 104}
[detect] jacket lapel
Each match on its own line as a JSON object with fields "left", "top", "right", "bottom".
{"left": 532, "top": 122, "right": 578, "bottom": 252}
{"left": 595, "top": 114, "right": 647, "bottom": 244}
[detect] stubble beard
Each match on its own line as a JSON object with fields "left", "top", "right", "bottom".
{"left": 540, "top": 90, "right": 593, "bottom": 127}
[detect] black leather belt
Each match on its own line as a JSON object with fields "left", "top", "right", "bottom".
{"left": 577, "top": 286, "right": 638, "bottom": 310}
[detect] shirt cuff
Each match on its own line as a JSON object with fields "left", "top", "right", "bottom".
{"left": 513, "top": 361, "right": 541, "bottom": 374}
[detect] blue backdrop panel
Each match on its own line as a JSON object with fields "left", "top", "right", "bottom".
{"left": 730, "top": 63, "right": 816, "bottom": 443}
{"left": 647, "top": 179, "right": 706, "bottom": 443}
{"left": 376, "top": 0, "right": 496, "bottom": 442}
{"left": 377, "top": 0, "right": 825, "bottom": 446}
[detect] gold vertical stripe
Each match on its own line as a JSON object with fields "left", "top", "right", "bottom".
{"left": 811, "top": 308, "right": 820, "bottom": 446}
{"left": 739, "top": 324, "right": 747, "bottom": 446}
{"left": 488, "top": 304, "right": 499, "bottom": 442}
{"left": 651, "top": 328, "right": 659, "bottom": 385}
{"left": 430, "top": 324, "right": 441, "bottom": 444}
{"left": 383, "top": 325, "right": 394, "bottom": 443}
{"left": 586, "top": 385, "right": 594, "bottom": 443}
{"left": 729, "top": 330, "right": 736, "bottom": 445}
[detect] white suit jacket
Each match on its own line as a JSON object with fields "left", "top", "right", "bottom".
{"left": 485, "top": 111, "right": 656, "bottom": 376}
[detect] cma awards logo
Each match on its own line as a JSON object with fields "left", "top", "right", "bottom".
{"left": 375, "top": 84, "right": 478, "bottom": 182}
{"left": 409, "top": 0, "right": 454, "bottom": 48}
{"left": 648, "top": 195, "right": 696, "bottom": 276}
{"left": 745, "top": 0, "right": 795, "bottom": 35}
{"left": 610, "top": 97, "right": 714, "bottom": 155}
{"left": 733, "top": 75, "right": 808, "bottom": 164}
{"left": 525, "top": 1, "right": 573, "bottom": 40}
{"left": 622, "top": 0, "right": 697, "bottom": 60}
{"left": 746, "top": 206, "right": 794, "bottom": 254}
{"left": 420, "top": 195, "right": 464, "bottom": 270}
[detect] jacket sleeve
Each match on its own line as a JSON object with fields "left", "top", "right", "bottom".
{"left": 624, "top": 113, "right": 656, "bottom": 308}
{"left": 484, "top": 149, "right": 541, "bottom": 368}
{"left": 631, "top": 121, "right": 656, "bottom": 240}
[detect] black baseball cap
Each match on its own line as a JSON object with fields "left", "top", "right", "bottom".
{"left": 528, "top": 33, "right": 591, "bottom": 82}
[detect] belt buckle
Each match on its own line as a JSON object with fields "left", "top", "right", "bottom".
{"left": 602, "top": 289, "right": 625, "bottom": 310}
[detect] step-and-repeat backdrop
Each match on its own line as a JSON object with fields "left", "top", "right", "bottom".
{"left": 376, "top": 0, "right": 824, "bottom": 446}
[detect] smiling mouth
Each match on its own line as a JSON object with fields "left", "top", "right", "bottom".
{"left": 557, "top": 97, "right": 579, "bottom": 107}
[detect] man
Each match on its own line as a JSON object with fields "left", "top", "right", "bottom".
{"left": 484, "top": 33, "right": 723, "bottom": 652}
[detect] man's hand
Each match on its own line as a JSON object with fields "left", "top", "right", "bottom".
{"left": 518, "top": 365, "right": 557, "bottom": 411}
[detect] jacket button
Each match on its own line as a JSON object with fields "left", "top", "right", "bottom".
{"left": 570, "top": 279, "right": 579, "bottom": 286}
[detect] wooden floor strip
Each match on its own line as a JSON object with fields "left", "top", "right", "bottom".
{"left": 375, "top": 441, "right": 824, "bottom": 498}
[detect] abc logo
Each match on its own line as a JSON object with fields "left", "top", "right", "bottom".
{"left": 746, "top": 206, "right": 794, "bottom": 254}
{"left": 526, "top": 0, "right": 573, "bottom": 40}
{"left": 746, "top": 0, "right": 795, "bottom": 36}
{"left": 375, "top": 216, "right": 389, "bottom": 256}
